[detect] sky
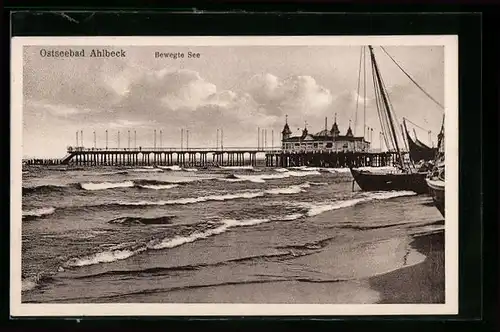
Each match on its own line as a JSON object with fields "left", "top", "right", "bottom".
{"left": 22, "top": 44, "right": 444, "bottom": 158}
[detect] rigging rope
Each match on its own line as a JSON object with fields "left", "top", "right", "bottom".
{"left": 380, "top": 46, "right": 444, "bottom": 110}
{"left": 403, "top": 117, "right": 431, "bottom": 133}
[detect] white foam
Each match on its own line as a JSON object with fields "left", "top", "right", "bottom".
{"left": 278, "top": 213, "right": 304, "bottom": 221}
{"left": 305, "top": 198, "right": 367, "bottom": 216}
{"left": 265, "top": 183, "right": 310, "bottom": 195}
{"left": 219, "top": 166, "right": 255, "bottom": 170}
{"left": 65, "top": 248, "right": 145, "bottom": 267}
{"left": 286, "top": 170, "right": 321, "bottom": 177}
{"left": 22, "top": 207, "right": 56, "bottom": 217}
{"left": 81, "top": 181, "right": 134, "bottom": 191}
{"left": 117, "top": 191, "right": 265, "bottom": 206}
{"left": 234, "top": 173, "right": 290, "bottom": 183}
{"left": 149, "top": 217, "right": 272, "bottom": 250}
{"left": 274, "top": 168, "right": 289, "bottom": 173}
{"left": 182, "top": 168, "right": 198, "bottom": 172}
{"left": 295, "top": 190, "right": 417, "bottom": 217}
{"left": 218, "top": 178, "right": 247, "bottom": 183}
{"left": 65, "top": 213, "right": 304, "bottom": 267}
{"left": 139, "top": 184, "right": 180, "bottom": 190}
{"left": 367, "top": 190, "right": 417, "bottom": 200}
{"left": 148, "top": 224, "right": 231, "bottom": 250}
{"left": 131, "top": 168, "right": 164, "bottom": 172}
{"left": 158, "top": 165, "right": 182, "bottom": 171}
{"left": 325, "top": 168, "right": 352, "bottom": 174}
{"left": 21, "top": 278, "right": 38, "bottom": 292}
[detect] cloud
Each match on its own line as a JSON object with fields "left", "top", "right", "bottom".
{"left": 29, "top": 101, "right": 92, "bottom": 118}
{"left": 246, "top": 73, "right": 333, "bottom": 118}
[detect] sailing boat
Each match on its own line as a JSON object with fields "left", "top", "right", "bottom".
{"left": 350, "top": 45, "right": 432, "bottom": 195}
{"left": 425, "top": 117, "right": 445, "bottom": 216}
{"left": 403, "top": 119, "right": 438, "bottom": 164}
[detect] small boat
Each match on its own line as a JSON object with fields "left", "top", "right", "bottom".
{"left": 426, "top": 173, "right": 445, "bottom": 217}
{"left": 350, "top": 45, "right": 439, "bottom": 194}
{"left": 426, "top": 118, "right": 445, "bottom": 217}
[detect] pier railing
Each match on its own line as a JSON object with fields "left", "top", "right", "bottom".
{"left": 67, "top": 146, "right": 282, "bottom": 153}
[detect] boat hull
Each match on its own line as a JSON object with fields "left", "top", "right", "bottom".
{"left": 426, "top": 178, "right": 445, "bottom": 217}
{"left": 350, "top": 168, "right": 429, "bottom": 194}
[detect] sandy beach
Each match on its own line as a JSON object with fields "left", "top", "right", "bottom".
{"left": 369, "top": 230, "right": 445, "bottom": 303}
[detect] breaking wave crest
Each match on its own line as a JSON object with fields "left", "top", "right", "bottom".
{"left": 295, "top": 190, "right": 417, "bottom": 217}
{"left": 22, "top": 273, "right": 54, "bottom": 292}
{"left": 111, "top": 183, "right": 311, "bottom": 207}
{"left": 65, "top": 214, "right": 302, "bottom": 267}
{"left": 138, "top": 184, "right": 179, "bottom": 190}
{"left": 80, "top": 181, "right": 135, "bottom": 191}
{"left": 221, "top": 170, "right": 321, "bottom": 183}
{"left": 65, "top": 248, "right": 146, "bottom": 267}
{"left": 115, "top": 191, "right": 266, "bottom": 206}
{"left": 60, "top": 190, "right": 413, "bottom": 268}
{"left": 22, "top": 207, "right": 56, "bottom": 220}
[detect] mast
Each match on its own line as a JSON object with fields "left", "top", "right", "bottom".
{"left": 368, "top": 45, "right": 405, "bottom": 170}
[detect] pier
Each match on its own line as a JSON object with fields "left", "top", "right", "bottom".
{"left": 58, "top": 147, "right": 277, "bottom": 167}
{"left": 23, "top": 146, "right": 400, "bottom": 168}
{"left": 265, "top": 150, "right": 399, "bottom": 168}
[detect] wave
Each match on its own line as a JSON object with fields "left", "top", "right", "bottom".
{"left": 22, "top": 207, "right": 56, "bottom": 220}
{"left": 227, "top": 170, "right": 320, "bottom": 183}
{"left": 61, "top": 189, "right": 410, "bottom": 269}
{"left": 80, "top": 181, "right": 135, "bottom": 191}
{"left": 108, "top": 215, "right": 176, "bottom": 226}
{"left": 100, "top": 170, "right": 129, "bottom": 176}
{"left": 264, "top": 183, "right": 310, "bottom": 195}
{"left": 110, "top": 183, "right": 311, "bottom": 207}
{"left": 22, "top": 274, "right": 54, "bottom": 292}
{"left": 22, "top": 184, "right": 69, "bottom": 195}
{"left": 138, "top": 184, "right": 179, "bottom": 190}
{"left": 65, "top": 214, "right": 303, "bottom": 267}
{"left": 65, "top": 248, "right": 146, "bottom": 267}
{"left": 148, "top": 215, "right": 299, "bottom": 250}
{"left": 219, "top": 166, "right": 254, "bottom": 170}
{"left": 80, "top": 179, "right": 184, "bottom": 191}
{"left": 183, "top": 168, "right": 198, "bottom": 172}
{"left": 294, "top": 190, "right": 417, "bottom": 217}
{"left": 130, "top": 168, "right": 164, "bottom": 173}
{"left": 158, "top": 165, "right": 182, "bottom": 171}
{"left": 115, "top": 191, "right": 266, "bottom": 206}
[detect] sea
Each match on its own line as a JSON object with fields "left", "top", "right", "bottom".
{"left": 20, "top": 164, "right": 444, "bottom": 303}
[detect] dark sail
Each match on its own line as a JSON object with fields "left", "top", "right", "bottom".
{"left": 403, "top": 121, "right": 437, "bottom": 162}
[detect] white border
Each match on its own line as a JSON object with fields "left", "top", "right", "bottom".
{"left": 11, "top": 35, "right": 459, "bottom": 317}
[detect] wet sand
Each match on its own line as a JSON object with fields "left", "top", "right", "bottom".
{"left": 368, "top": 230, "right": 445, "bottom": 303}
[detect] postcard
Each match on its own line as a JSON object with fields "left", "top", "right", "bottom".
{"left": 11, "top": 35, "right": 458, "bottom": 316}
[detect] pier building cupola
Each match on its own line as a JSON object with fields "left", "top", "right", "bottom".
{"left": 301, "top": 121, "right": 309, "bottom": 139}
{"left": 281, "top": 115, "right": 292, "bottom": 140}
{"left": 330, "top": 113, "right": 340, "bottom": 138}
{"left": 346, "top": 120, "right": 354, "bottom": 137}
{"left": 315, "top": 117, "right": 332, "bottom": 138}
